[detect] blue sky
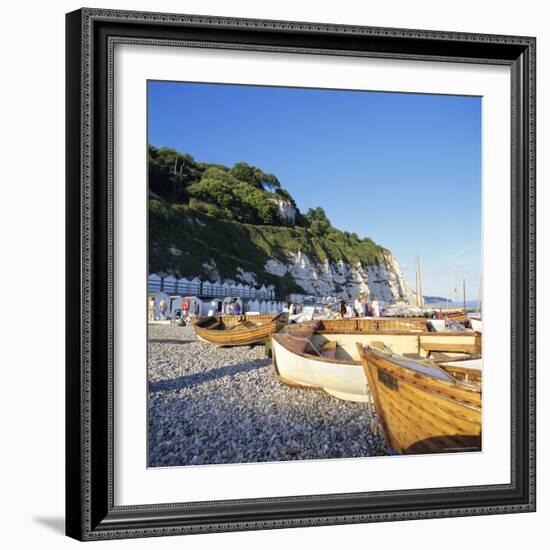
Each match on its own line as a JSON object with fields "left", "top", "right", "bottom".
{"left": 148, "top": 81, "right": 481, "bottom": 299}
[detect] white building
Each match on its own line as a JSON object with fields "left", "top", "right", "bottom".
{"left": 258, "top": 285, "right": 268, "bottom": 299}
{"left": 201, "top": 280, "right": 215, "bottom": 296}
{"left": 163, "top": 275, "right": 177, "bottom": 294}
{"left": 271, "top": 199, "right": 296, "bottom": 225}
{"left": 176, "top": 277, "right": 192, "bottom": 295}
{"left": 147, "top": 273, "right": 162, "bottom": 292}
{"left": 189, "top": 277, "right": 201, "bottom": 295}
{"left": 211, "top": 281, "right": 223, "bottom": 296}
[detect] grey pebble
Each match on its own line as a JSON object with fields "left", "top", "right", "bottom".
{"left": 148, "top": 324, "right": 389, "bottom": 467}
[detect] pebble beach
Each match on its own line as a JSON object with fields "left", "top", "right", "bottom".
{"left": 148, "top": 324, "right": 389, "bottom": 467}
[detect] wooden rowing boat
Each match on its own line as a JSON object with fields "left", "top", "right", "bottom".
{"left": 271, "top": 323, "right": 481, "bottom": 403}
{"left": 271, "top": 322, "right": 370, "bottom": 402}
{"left": 439, "top": 358, "right": 482, "bottom": 384}
{"left": 357, "top": 344, "right": 481, "bottom": 454}
{"left": 435, "top": 310, "right": 469, "bottom": 323}
{"left": 192, "top": 313, "right": 287, "bottom": 346}
{"left": 320, "top": 317, "right": 428, "bottom": 333}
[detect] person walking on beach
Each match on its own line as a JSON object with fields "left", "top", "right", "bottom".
{"left": 159, "top": 297, "right": 167, "bottom": 319}
{"left": 339, "top": 299, "right": 347, "bottom": 318}
{"left": 148, "top": 297, "right": 155, "bottom": 322}
{"left": 371, "top": 297, "right": 380, "bottom": 318}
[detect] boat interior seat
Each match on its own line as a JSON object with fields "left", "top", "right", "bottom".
{"left": 420, "top": 342, "right": 478, "bottom": 354}
{"left": 429, "top": 351, "right": 455, "bottom": 362}
{"left": 320, "top": 341, "right": 337, "bottom": 359}
{"left": 230, "top": 321, "right": 257, "bottom": 330}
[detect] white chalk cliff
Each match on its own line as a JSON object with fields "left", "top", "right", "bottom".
{"left": 264, "top": 250, "right": 415, "bottom": 303}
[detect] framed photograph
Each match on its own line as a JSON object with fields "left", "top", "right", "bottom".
{"left": 66, "top": 8, "right": 536, "bottom": 541}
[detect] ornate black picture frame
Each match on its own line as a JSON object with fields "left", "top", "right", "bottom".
{"left": 66, "top": 8, "right": 536, "bottom": 541}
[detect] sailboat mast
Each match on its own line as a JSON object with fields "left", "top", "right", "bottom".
{"left": 419, "top": 256, "right": 424, "bottom": 309}
{"left": 457, "top": 275, "right": 462, "bottom": 304}
{"left": 415, "top": 255, "right": 419, "bottom": 307}
{"left": 476, "top": 278, "right": 482, "bottom": 313}
{"left": 415, "top": 254, "right": 424, "bottom": 309}
{"left": 463, "top": 279, "right": 466, "bottom": 313}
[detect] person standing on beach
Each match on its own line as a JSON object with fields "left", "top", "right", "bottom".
{"left": 148, "top": 297, "right": 155, "bottom": 322}
{"left": 159, "top": 297, "right": 167, "bottom": 319}
{"left": 371, "top": 297, "right": 380, "bottom": 318}
{"left": 354, "top": 296, "right": 364, "bottom": 317}
{"left": 339, "top": 299, "right": 347, "bottom": 318}
{"left": 362, "top": 296, "right": 370, "bottom": 317}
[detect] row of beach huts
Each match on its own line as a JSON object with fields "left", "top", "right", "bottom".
{"left": 149, "top": 293, "right": 289, "bottom": 320}
{"left": 148, "top": 273, "right": 292, "bottom": 320}
{"left": 148, "top": 273, "right": 277, "bottom": 300}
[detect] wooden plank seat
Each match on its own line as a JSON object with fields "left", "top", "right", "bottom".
{"left": 230, "top": 321, "right": 257, "bottom": 330}
{"left": 420, "top": 342, "right": 478, "bottom": 355}
{"left": 429, "top": 351, "right": 455, "bottom": 362}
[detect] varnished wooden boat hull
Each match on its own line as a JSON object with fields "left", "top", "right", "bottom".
{"left": 271, "top": 333, "right": 371, "bottom": 403}
{"left": 193, "top": 314, "right": 286, "bottom": 346}
{"left": 320, "top": 317, "right": 428, "bottom": 333}
{"left": 437, "top": 311, "right": 469, "bottom": 323}
{"left": 271, "top": 327, "right": 481, "bottom": 403}
{"left": 357, "top": 346, "right": 481, "bottom": 454}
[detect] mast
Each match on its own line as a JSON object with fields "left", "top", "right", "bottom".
{"left": 415, "top": 256, "right": 419, "bottom": 307}
{"left": 415, "top": 254, "right": 424, "bottom": 309}
{"left": 419, "top": 256, "right": 424, "bottom": 309}
{"left": 476, "top": 278, "right": 482, "bottom": 313}
{"left": 453, "top": 274, "right": 459, "bottom": 304}
{"left": 462, "top": 279, "right": 466, "bottom": 313}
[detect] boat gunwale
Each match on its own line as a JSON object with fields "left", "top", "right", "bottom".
{"left": 194, "top": 312, "right": 284, "bottom": 329}
{"left": 271, "top": 329, "right": 480, "bottom": 368}
{"left": 270, "top": 335, "right": 371, "bottom": 402}
{"left": 271, "top": 333, "right": 359, "bottom": 366}
{"left": 193, "top": 312, "right": 287, "bottom": 346}
{"left": 316, "top": 329, "right": 477, "bottom": 337}
{"left": 359, "top": 346, "right": 482, "bottom": 408}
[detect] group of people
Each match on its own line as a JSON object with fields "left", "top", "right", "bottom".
{"left": 339, "top": 296, "right": 381, "bottom": 318}
{"left": 221, "top": 300, "right": 242, "bottom": 316}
